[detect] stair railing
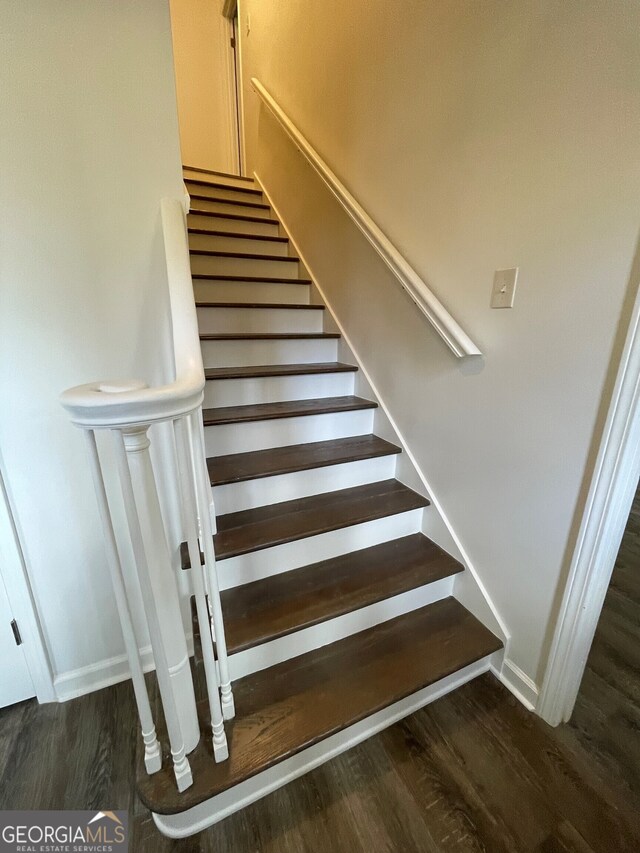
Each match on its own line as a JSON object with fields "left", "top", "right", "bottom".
{"left": 60, "top": 197, "right": 233, "bottom": 792}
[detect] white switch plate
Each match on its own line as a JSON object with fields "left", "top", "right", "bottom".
{"left": 491, "top": 267, "right": 518, "bottom": 308}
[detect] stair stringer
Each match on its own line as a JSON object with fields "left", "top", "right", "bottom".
{"left": 255, "top": 173, "right": 509, "bottom": 654}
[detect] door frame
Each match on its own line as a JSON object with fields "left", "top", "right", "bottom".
{"left": 539, "top": 254, "right": 640, "bottom": 725}
{"left": 0, "top": 461, "right": 55, "bottom": 703}
{"left": 224, "top": 0, "right": 247, "bottom": 176}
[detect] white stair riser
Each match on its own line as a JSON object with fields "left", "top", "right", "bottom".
{"left": 197, "top": 306, "right": 324, "bottom": 335}
{"left": 190, "top": 254, "right": 300, "bottom": 279}
{"left": 189, "top": 232, "right": 290, "bottom": 256}
{"left": 187, "top": 197, "right": 270, "bottom": 217}
{"left": 186, "top": 184, "right": 264, "bottom": 203}
{"left": 193, "top": 281, "right": 311, "bottom": 305}
{"left": 228, "top": 576, "right": 454, "bottom": 680}
{"left": 213, "top": 454, "right": 398, "bottom": 514}
{"left": 188, "top": 213, "right": 279, "bottom": 237}
{"left": 216, "top": 508, "right": 423, "bottom": 589}
{"left": 204, "top": 409, "right": 375, "bottom": 456}
{"left": 183, "top": 170, "right": 256, "bottom": 189}
{"left": 152, "top": 657, "right": 494, "bottom": 838}
{"left": 200, "top": 338, "right": 338, "bottom": 368}
{"left": 203, "top": 371, "right": 355, "bottom": 408}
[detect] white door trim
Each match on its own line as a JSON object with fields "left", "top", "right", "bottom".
{"left": 0, "top": 460, "right": 56, "bottom": 703}
{"left": 538, "top": 268, "right": 640, "bottom": 726}
{"left": 234, "top": 1, "right": 247, "bottom": 174}
{"left": 221, "top": 15, "right": 241, "bottom": 175}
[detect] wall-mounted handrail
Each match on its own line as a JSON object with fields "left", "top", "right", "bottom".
{"left": 60, "top": 196, "right": 233, "bottom": 792}
{"left": 251, "top": 77, "right": 482, "bottom": 358}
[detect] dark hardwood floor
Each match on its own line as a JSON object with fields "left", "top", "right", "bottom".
{"left": 551, "top": 484, "right": 640, "bottom": 809}
{"left": 1, "top": 490, "right": 639, "bottom": 850}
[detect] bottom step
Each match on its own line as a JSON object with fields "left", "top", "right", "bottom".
{"left": 137, "top": 599, "right": 502, "bottom": 834}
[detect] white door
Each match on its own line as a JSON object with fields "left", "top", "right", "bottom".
{"left": 0, "top": 570, "right": 34, "bottom": 707}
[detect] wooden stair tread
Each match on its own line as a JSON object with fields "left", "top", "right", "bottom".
{"left": 199, "top": 332, "right": 340, "bottom": 340}
{"left": 192, "top": 274, "right": 311, "bottom": 284}
{"left": 188, "top": 228, "right": 288, "bottom": 243}
{"left": 190, "top": 249, "right": 299, "bottom": 262}
{"left": 222, "top": 534, "right": 464, "bottom": 654}
{"left": 204, "top": 362, "right": 356, "bottom": 381}
{"left": 183, "top": 165, "right": 254, "bottom": 182}
{"left": 136, "top": 598, "right": 502, "bottom": 814}
{"left": 208, "top": 435, "right": 401, "bottom": 486}
{"left": 188, "top": 210, "right": 278, "bottom": 225}
{"left": 197, "top": 302, "right": 322, "bottom": 310}
{"left": 189, "top": 194, "right": 269, "bottom": 210}
{"left": 212, "top": 480, "right": 429, "bottom": 560}
{"left": 202, "top": 396, "right": 378, "bottom": 425}
{"left": 185, "top": 178, "right": 262, "bottom": 196}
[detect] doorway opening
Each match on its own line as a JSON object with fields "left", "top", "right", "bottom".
{"left": 169, "top": 0, "right": 244, "bottom": 176}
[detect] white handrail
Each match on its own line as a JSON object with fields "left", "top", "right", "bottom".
{"left": 251, "top": 77, "right": 482, "bottom": 358}
{"left": 60, "top": 198, "right": 205, "bottom": 428}
{"left": 60, "top": 196, "right": 233, "bottom": 790}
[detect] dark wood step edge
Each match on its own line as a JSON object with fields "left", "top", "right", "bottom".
{"left": 183, "top": 165, "right": 254, "bottom": 182}
{"left": 199, "top": 332, "right": 340, "bottom": 340}
{"left": 190, "top": 249, "right": 299, "bottom": 262}
{"left": 189, "top": 228, "right": 288, "bottom": 243}
{"left": 192, "top": 274, "right": 311, "bottom": 284}
{"left": 189, "top": 194, "right": 269, "bottom": 210}
{"left": 196, "top": 301, "right": 324, "bottom": 309}
{"left": 222, "top": 536, "right": 465, "bottom": 654}
{"left": 181, "top": 481, "right": 429, "bottom": 566}
{"left": 201, "top": 396, "right": 378, "bottom": 426}
{"left": 208, "top": 436, "right": 402, "bottom": 487}
{"left": 203, "top": 362, "right": 357, "bottom": 381}
{"left": 189, "top": 209, "right": 278, "bottom": 225}
{"left": 185, "top": 178, "right": 262, "bottom": 196}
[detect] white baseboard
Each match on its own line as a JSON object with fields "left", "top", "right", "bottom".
{"left": 53, "top": 636, "right": 194, "bottom": 702}
{"left": 152, "top": 655, "right": 494, "bottom": 838}
{"left": 492, "top": 657, "right": 539, "bottom": 711}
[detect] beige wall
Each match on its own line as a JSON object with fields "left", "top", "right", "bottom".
{"left": 238, "top": 0, "right": 640, "bottom": 692}
{"left": 169, "top": 0, "right": 237, "bottom": 172}
{"left": 0, "top": 0, "right": 184, "bottom": 690}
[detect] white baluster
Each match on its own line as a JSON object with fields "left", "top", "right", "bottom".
{"left": 174, "top": 416, "right": 229, "bottom": 761}
{"left": 84, "top": 430, "right": 161, "bottom": 775}
{"left": 189, "top": 409, "right": 235, "bottom": 720}
{"left": 114, "top": 427, "right": 194, "bottom": 792}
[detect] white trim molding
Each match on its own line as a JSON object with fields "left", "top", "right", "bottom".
{"left": 493, "top": 659, "right": 538, "bottom": 711}
{"left": 54, "top": 636, "right": 194, "bottom": 703}
{"left": 538, "top": 278, "right": 640, "bottom": 726}
{"left": 251, "top": 78, "right": 482, "bottom": 359}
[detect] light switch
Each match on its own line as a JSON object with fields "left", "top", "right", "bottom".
{"left": 491, "top": 267, "right": 518, "bottom": 308}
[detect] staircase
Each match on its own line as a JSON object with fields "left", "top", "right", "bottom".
{"left": 134, "top": 167, "right": 502, "bottom": 835}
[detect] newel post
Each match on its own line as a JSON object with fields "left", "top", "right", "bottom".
{"left": 115, "top": 424, "right": 200, "bottom": 789}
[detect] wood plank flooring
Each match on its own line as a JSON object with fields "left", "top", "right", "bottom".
{"left": 1, "top": 489, "right": 639, "bottom": 850}
{"left": 0, "top": 671, "right": 638, "bottom": 850}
